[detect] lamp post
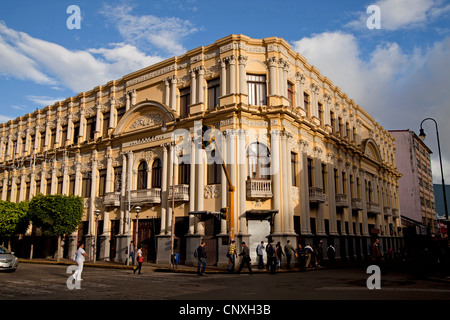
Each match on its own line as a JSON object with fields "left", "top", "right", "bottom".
{"left": 93, "top": 209, "right": 101, "bottom": 263}
{"left": 419, "top": 118, "right": 449, "bottom": 226}
{"left": 161, "top": 110, "right": 177, "bottom": 270}
{"left": 134, "top": 205, "right": 141, "bottom": 265}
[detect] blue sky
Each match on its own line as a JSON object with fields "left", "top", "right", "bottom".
{"left": 1, "top": 0, "right": 450, "bottom": 184}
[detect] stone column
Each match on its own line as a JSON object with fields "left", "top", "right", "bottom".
{"left": 190, "top": 69, "right": 197, "bottom": 105}
{"left": 164, "top": 78, "right": 170, "bottom": 107}
{"left": 198, "top": 66, "right": 205, "bottom": 104}
{"left": 170, "top": 76, "right": 178, "bottom": 112}
{"left": 271, "top": 129, "right": 282, "bottom": 234}
{"left": 238, "top": 129, "right": 246, "bottom": 234}
{"left": 188, "top": 138, "right": 196, "bottom": 235}
{"left": 238, "top": 55, "right": 247, "bottom": 96}
{"left": 160, "top": 144, "right": 168, "bottom": 235}
{"left": 281, "top": 132, "right": 289, "bottom": 233}
{"left": 167, "top": 143, "right": 174, "bottom": 236}
{"left": 268, "top": 57, "right": 277, "bottom": 96}
{"left": 220, "top": 59, "right": 227, "bottom": 97}
{"left": 299, "top": 140, "right": 312, "bottom": 236}
{"left": 296, "top": 73, "right": 305, "bottom": 110}
{"left": 228, "top": 55, "right": 236, "bottom": 95}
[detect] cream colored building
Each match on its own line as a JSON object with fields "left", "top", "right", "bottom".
{"left": 0, "top": 34, "right": 402, "bottom": 265}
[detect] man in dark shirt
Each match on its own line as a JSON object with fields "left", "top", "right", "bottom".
{"left": 197, "top": 240, "right": 207, "bottom": 276}
{"left": 236, "top": 242, "right": 253, "bottom": 274}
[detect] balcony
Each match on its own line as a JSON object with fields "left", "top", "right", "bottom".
{"left": 168, "top": 184, "right": 189, "bottom": 202}
{"left": 130, "top": 188, "right": 161, "bottom": 204}
{"left": 309, "top": 187, "right": 325, "bottom": 203}
{"left": 392, "top": 208, "right": 399, "bottom": 217}
{"left": 335, "top": 194, "right": 348, "bottom": 208}
{"left": 246, "top": 179, "right": 272, "bottom": 198}
{"left": 367, "top": 202, "right": 381, "bottom": 214}
{"left": 103, "top": 192, "right": 121, "bottom": 207}
{"left": 351, "top": 198, "right": 363, "bottom": 210}
{"left": 384, "top": 206, "right": 392, "bottom": 216}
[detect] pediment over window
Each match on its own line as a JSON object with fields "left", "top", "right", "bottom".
{"left": 361, "top": 138, "right": 382, "bottom": 163}
{"left": 113, "top": 100, "right": 175, "bottom": 136}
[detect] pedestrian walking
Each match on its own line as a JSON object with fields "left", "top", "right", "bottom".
{"left": 236, "top": 242, "right": 253, "bottom": 274}
{"left": 304, "top": 243, "right": 313, "bottom": 268}
{"left": 284, "top": 240, "right": 296, "bottom": 270}
{"left": 327, "top": 244, "right": 336, "bottom": 266}
{"left": 133, "top": 245, "right": 144, "bottom": 274}
{"left": 74, "top": 242, "right": 89, "bottom": 281}
{"left": 371, "top": 238, "right": 381, "bottom": 265}
{"left": 227, "top": 240, "right": 237, "bottom": 273}
{"left": 256, "top": 241, "right": 265, "bottom": 269}
{"left": 296, "top": 244, "right": 306, "bottom": 271}
{"left": 276, "top": 242, "right": 284, "bottom": 269}
{"left": 316, "top": 241, "right": 324, "bottom": 267}
{"left": 129, "top": 241, "right": 135, "bottom": 265}
{"left": 266, "top": 239, "right": 277, "bottom": 274}
{"left": 196, "top": 240, "right": 207, "bottom": 276}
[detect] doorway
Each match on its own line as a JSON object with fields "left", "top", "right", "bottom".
{"left": 138, "top": 219, "right": 159, "bottom": 262}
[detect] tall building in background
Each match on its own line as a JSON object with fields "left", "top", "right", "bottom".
{"left": 389, "top": 130, "right": 438, "bottom": 236}
{"left": 0, "top": 35, "right": 402, "bottom": 265}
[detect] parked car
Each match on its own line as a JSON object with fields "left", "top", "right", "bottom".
{"left": 0, "top": 246, "right": 19, "bottom": 272}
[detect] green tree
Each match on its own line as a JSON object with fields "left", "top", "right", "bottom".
{"left": 29, "top": 194, "right": 83, "bottom": 261}
{"left": 0, "top": 200, "right": 29, "bottom": 249}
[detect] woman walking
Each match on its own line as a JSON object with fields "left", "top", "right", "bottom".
{"left": 134, "top": 245, "right": 144, "bottom": 274}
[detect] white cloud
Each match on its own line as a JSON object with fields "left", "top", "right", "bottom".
{"left": 26, "top": 95, "right": 66, "bottom": 107}
{"left": 100, "top": 4, "right": 198, "bottom": 56}
{"left": 346, "top": 0, "right": 449, "bottom": 31}
{"left": 0, "top": 21, "right": 163, "bottom": 94}
{"left": 291, "top": 32, "right": 450, "bottom": 183}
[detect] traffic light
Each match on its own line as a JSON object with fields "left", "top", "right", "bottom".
{"left": 201, "top": 125, "right": 213, "bottom": 149}
{"left": 220, "top": 207, "right": 229, "bottom": 219}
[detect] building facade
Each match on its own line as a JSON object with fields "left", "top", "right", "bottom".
{"left": 0, "top": 35, "right": 402, "bottom": 265}
{"left": 390, "top": 130, "right": 438, "bottom": 236}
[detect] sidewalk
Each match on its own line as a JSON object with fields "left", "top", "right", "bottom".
{"left": 18, "top": 257, "right": 324, "bottom": 274}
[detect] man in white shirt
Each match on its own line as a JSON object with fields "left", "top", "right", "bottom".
{"left": 74, "top": 243, "right": 90, "bottom": 281}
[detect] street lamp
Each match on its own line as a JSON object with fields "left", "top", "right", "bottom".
{"left": 134, "top": 205, "right": 141, "bottom": 265}
{"left": 419, "top": 118, "right": 449, "bottom": 224}
{"left": 94, "top": 209, "right": 101, "bottom": 263}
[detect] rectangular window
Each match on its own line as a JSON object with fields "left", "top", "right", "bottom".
{"left": 318, "top": 103, "right": 324, "bottom": 125}
{"left": 207, "top": 162, "right": 221, "bottom": 185}
{"left": 82, "top": 177, "right": 91, "bottom": 198}
{"left": 307, "top": 158, "right": 313, "bottom": 188}
{"left": 61, "top": 127, "right": 67, "bottom": 146}
{"left": 247, "top": 74, "right": 267, "bottom": 106}
{"left": 57, "top": 177, "right": 63, "bottom": 195}
{"left": 207, "top": 78, "right": 220, "bottom": 110}
{"left": 69, "top": 175, "right": 75, "bottom": 196}
{"left": 86, "top": 117, "right": 96, "bottom": 140}
{"left": 303, "top": 92, "right": 310, "bottom": 117}
{"left": 102, "top": 114, "right": 110, "bottom": 137}
{"left": 98, "top": 169, "right": 107, "bottom": 197}
{"left": 117, "top": 107, "right": 126, "bottom": 123}
{"left": 114, "top": 167, "right": 122, "bottom": 192}
{"left": 180, "top": 87, "right": 190, "bottom": 118}
{"left": 179, "top": 162, "right": 190, "bottom": 185}
{"left": 73, "top": 124, "right": 80, "bottom": 144}
{"left": 291, "top": 152, "right": 297, "bottom": 186}
{"left": 287, "top": 82, "right": 294, "bottom": 107}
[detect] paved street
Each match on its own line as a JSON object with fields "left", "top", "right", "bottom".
{"left": 1, "top": 262, "right": 450, "bottom": 301}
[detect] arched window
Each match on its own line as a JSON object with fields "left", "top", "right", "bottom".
{"left": 151, "top": 159, "right": 162, "bottom": 188}
{"left": 247, "top": 142, "right": 270, "bottom": 180}
{"left": 137, "top": 161, "right": 148, "bottom": 190}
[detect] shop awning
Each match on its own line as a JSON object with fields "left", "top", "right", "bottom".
{"left": 189, "top": 211, "right": 226, "bottom": 221}
{"left": 245, "top": 209, "right": 278, "bottom": 221}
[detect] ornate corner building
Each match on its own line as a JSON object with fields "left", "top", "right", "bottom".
{"left": 0, "top": 35, "right": 402, "bottom": 265}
